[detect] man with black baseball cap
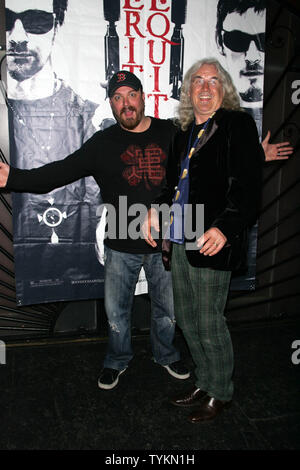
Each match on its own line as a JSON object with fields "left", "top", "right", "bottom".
{"left": 108, "top": 70, "right": 143, "bottom": 98}
{"left": 107, "top": 70, "right": 149, "bottom": 133}
{"left": 0, "top": 69, "right": 190, "bottom": 390}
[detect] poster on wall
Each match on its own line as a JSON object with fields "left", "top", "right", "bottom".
{"left": 4, "top": 0, "right": 265, "bottom": 305}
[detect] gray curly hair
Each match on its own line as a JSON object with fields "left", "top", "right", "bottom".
{"left": 176, "top": 57, "right": 241, "bottom": 131}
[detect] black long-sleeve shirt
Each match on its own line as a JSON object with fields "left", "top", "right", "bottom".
{"left": 7, "top": 118, "right": 177, "bottom": 254}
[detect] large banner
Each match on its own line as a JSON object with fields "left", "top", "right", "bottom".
{"left": 5, "top": 0, "right": 265, "bottom": 305}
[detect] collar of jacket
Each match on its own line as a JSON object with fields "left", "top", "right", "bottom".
{"left": 189, "top": 107, "right": 228, "bottom": 156}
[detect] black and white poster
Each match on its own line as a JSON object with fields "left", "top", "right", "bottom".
{"left": 5, "top": 0, "right": 265, "bottom": 305}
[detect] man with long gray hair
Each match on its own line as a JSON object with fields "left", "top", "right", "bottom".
{"left": 143, "top": 58, "right": 262, "bottom": 422}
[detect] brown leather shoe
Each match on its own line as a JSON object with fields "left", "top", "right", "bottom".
{"left": 188, "top": 396, "right": 232, "bottom": 422}
{"left": 170, "top": 387, "right": 207, "bottom": 407}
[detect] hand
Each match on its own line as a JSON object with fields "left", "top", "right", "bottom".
{"left": 197, "top": 227, "right": 227, "bottom": 256}
{"left": 141, "top": 208, "right": 160, "bottom": 248}
{"left": 0, "top": 162, "right": 10, "bottom": 188}
{"left": 95, "top": 206, "right": 108, "bottom": 266}
{"left": 262, "top": 130, "right": 293, "bottom": 161}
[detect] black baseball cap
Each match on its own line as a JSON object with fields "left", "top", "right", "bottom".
{"left": 108, "top": 70, "right": 143, "bottom": 98}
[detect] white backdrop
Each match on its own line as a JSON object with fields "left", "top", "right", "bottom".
{"left": 5, "top": 0, "right": 265, "bottom": 304}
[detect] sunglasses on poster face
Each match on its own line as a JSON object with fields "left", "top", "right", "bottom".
{"left": 5, "top": 8, "right": 55, "bottom": 35}
{"left": 222, "top": 30, "right": 265, "bottom": 53}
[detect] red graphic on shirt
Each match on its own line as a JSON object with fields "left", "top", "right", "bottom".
{"left": 121, "top": 144, "right": 166, "bottom": 190}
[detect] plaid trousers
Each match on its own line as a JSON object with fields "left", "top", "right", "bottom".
{"left": 172, "top": 243, "right": 234, "bottom": 401}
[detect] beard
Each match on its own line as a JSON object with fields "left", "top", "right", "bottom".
{"left": 113, "top": 103, "right": 145, "bottom": 130}
{"left": 239, "top": 63, "right": 264, "bottom": 103}
{"left": 7, "top": 48, "right": 42, "bottom": 82}
{"left": 240, "top": 85, "right": 263, "bottom": 103}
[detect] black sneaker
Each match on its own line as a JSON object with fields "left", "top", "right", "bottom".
{"left": 163, "top": 360, "right": 190, "bottom": 380}
{"left": 98, "top": 367, "right": 126, "bottom": 390}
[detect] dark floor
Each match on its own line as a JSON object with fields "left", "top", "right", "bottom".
{"left": 1, "top": 316, "right": 300, "bottom": 452}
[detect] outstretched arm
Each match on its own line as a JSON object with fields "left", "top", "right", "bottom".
{"left": 0, "top": 132, "right": 100, "bottom": 194}
{"left": 0, "top": 163, "right": 9, "bottom": 188}
{"left": 262, "top": 130, "right": 293, "bottom": 161}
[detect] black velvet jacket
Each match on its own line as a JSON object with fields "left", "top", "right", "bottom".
{"left": 155, "top": 108, "right": 263, "bottom": 272}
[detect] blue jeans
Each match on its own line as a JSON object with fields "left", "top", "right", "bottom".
{"left": 103, "top": 246, "right": 180, "bottom": 370}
